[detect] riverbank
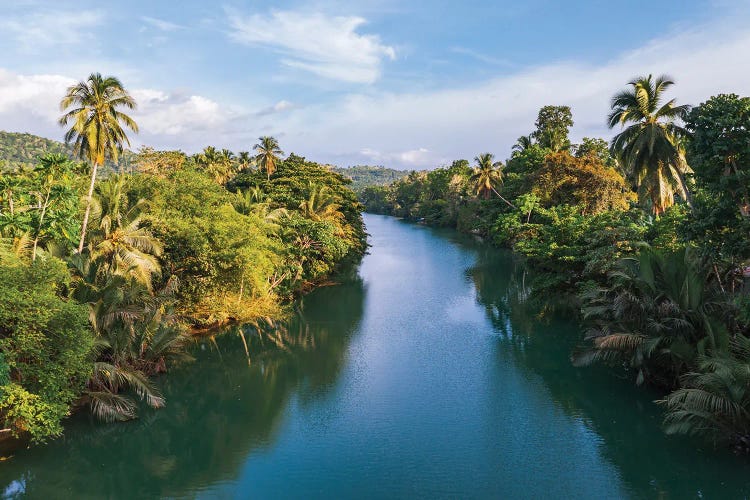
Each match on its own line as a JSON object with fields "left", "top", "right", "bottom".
{"left": 0, "top": 148, "right": 367, "bottom": 449}
{"left": 357, "top": 92, "right": 750, "bottom": 451}
{"left": 3, "top": 214, "right": 749, "bottom": 498}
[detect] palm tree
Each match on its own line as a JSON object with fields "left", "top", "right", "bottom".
{"left": 70, "top": 257, "right": 189, "bottom": 422}
{"left": 194, "top": 146, "right": 236, "bottom": 184}
{"left": 574, "top": 247, "right": 728, "bottom": 387}
{"left": 512, "top": 135, "right": 534, "bottom": 155}
{"left": 238, "top": 151, "right": 252, "bottom": 171}
{"left": 659, "top": 335, "right": 750, "bottom": 450}
{"left": 299, "top": 184, "right": 342, "bottom": 223}
{"left": 59, "top": 73, "right": 138, "bottom": 253}
{"left": 0, "top": 171, "right": 24, "bottom": 216}
{"left": 195, "top": 145, "right": 219, "bottom": 164}
{"left": 253, "top": 136, "right": 283, "bottom": 181}
{"left": 608, "top": 75, "right": 692, "bottom": 215}
{"left": 88, "top": 175, "right": 163, "bottom": 288}
{"left": 470, "top": 153, "right": 515, "bottom": 208}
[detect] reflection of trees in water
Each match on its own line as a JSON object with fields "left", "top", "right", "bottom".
{"left": 0, "top": 273, "right": 366, "bottom": 499}
{"left": 465, "top": 245, "right": 534, "bottom": 338}
{"left": 466, "top": 246, "right": 750, "bottom": 498}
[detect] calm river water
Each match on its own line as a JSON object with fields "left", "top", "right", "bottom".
{"left": 2, "top": 214, "right": 749, "bottom": 498}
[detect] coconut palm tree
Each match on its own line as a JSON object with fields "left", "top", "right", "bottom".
{"left": 238, "top": 151, "right": 252, "bottom": 171}
{"left": 233, "top": 187, "right": 288, "bottom": 228}
{"left": 254, "top": 136, "right": 283, "bottom": 181}
{"left": 59, "top": 73, "right": 138, "bottom": 253}
{"left": 0, "top": 170, "right": 24, "bottom": 216}
{"left": 608, "top": 75, "right": 692, "bottom": 215}
{"left": 194, "top": 146, "right": 236, "bottom": 184}
{"left": 470, "top": 153, "right": 515, "bottom": 208}
{"left": 88, "top": 175, "right": 163, "bottom": 288}
{"left": 299, "top": 184, "right": 342, "bottom": 223}
{"left": 512, "top": 135, "right": 534, "bottom": 155}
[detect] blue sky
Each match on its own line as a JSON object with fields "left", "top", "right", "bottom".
{"left": 0, "top": 0, "right": 749, "bottom": 168}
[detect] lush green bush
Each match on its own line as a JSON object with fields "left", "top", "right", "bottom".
{"left": 135, "top": 168, "right": 280, "bottom": 325}
{"left": 0, "top": 251, "right": 94, "bottom": 442}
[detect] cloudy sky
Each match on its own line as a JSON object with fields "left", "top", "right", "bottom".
{"left": 1, "top": 0, "right": 749, "bottom": 169}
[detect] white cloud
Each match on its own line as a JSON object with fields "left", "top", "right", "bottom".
{"left": 450, "top": 47, "right": 513, "bottom": 67}
{"left": 0, "top": 9, "right": 103, "bottom": 50}
{"left": 361, "top": 147, "right": 443, "bottom": 167}
{"left": 131, "top": 92, "right": 231, "bottom": 137}
{"left": 0, "top": 13, "right": 749, "bottom": 169}
{"left": 0, "top": 72, "right": 243, "bottom": 151}
{"left": 0, "top": 69, "right": 74, "bottom": 137}
{"left": 269, "top": 17, "right": 750, "bottom": 168}
{"left": 255, "top": 100, "right": 297, "bottom": 116}
{"left": 227, "top": 9, "right": 395, "bottom": 84}
{"left": 141, "top": 16, "right": 184, "bottom": 32}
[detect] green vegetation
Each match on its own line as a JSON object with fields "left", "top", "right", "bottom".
{"left": 0, "top": 73, "right": 366, "bottom": 446}
{"left": 0, "top": 132, "right": 69, "bottom": 170}
{"left": 333, "top": 165, "right": 409, "bottom": 192}
{"left": 362, "top": 77, "right": 750, "bottom": 452}
{"left": 0, "top": 248, "right": 93, "bottom": 443}
{"left": 0, "top": 131, "right": 135, "bottom": 172}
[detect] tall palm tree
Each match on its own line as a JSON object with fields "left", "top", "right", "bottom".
{"left": 470, "top": 153, "right": 515, "bottom": 208}
{"left": 253, "top": 136, "right": 283, "bottom": 181}
{"left": 59, "top": 73, "right": 138, "bottom": 253}
{"left": 608, "top": 75, "right": 692, "bottom": 215}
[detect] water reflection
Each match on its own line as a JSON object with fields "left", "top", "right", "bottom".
{"left": 0, "top": 271, "right": 365, "bottom": 498}
{"left": 465, "top": 241, "right": 750, "bottom": 498}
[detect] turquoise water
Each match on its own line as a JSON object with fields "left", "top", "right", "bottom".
{"left": 1, "top": 213, "right": 749, "bottom": 498}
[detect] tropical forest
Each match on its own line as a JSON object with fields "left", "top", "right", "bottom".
{"left": 1, "top": 1, "right": 750, "bottom": 498}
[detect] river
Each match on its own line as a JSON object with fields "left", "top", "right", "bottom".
{"left": 1, "top": 213, "right": 749, "bottom": 498}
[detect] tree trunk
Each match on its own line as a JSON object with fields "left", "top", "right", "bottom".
{"left": 490, "top": 186, "right": 517, "bottom": 209}
{"left": 32, "top": 188, "right": 52, "bottom": 262}
{"left": 78, "top": 161, "right": 99, "bottom": 253}
{"left": 676, "top": 170, "right": 694, "bottom": 212}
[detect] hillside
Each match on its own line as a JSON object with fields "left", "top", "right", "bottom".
{"left": 333, "top": 165, "right": 409, "bottom": 192}
{"left": 0, "top": 131, "right": 135, "bottom": 171}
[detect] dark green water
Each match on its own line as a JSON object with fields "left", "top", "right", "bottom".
{"left": 2, "top": 213, "right": 750, "bottom": 498}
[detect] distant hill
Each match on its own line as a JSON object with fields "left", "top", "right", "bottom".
{"left": 333, "top": 165, "right": 409, "bottom": 192}
{"left": 0, "top": 131, "right": 135, "bottom": 171}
